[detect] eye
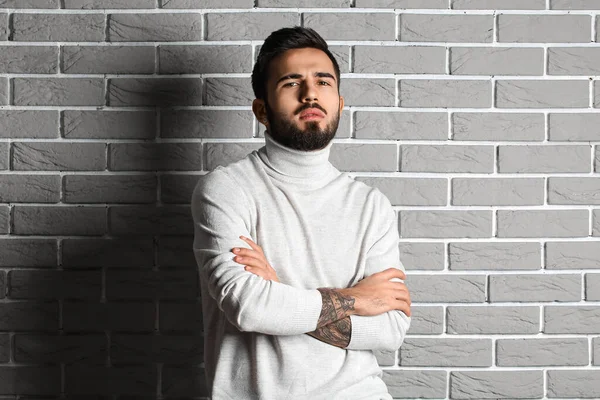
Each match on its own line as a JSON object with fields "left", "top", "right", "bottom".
{"left": 283, "top": 82, "right": 299, "bottom": 87}
{"left": 318, "top": 81, "right": 331, "bottom": 86}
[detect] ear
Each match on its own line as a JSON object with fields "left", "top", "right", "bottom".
{"left": 252, "top": 98, "right": 269, "bottom": 127}
{"left": 338, "top": 95, "right": 344, "bottom": 114}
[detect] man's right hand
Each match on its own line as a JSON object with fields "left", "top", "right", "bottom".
{"left": 339, "top": 268, "right": 411, "bottom": 317}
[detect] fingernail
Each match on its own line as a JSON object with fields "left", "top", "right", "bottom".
{"left": 233, "top": 248, "right": 239, "bottom": 252}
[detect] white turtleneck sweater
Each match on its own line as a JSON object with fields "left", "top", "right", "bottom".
{"left": 191, "top": 132, "right": 410, "bottom": 400}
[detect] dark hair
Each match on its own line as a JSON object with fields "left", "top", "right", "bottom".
{"left": 251, "top": 26, "right": 341, "bottom": 101}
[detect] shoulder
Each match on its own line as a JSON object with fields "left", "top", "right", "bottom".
{"left": 343, "top": 174, "right": 394, "bottom": 212}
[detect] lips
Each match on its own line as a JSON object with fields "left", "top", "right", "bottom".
{"left": 299, "top": 108, "right": 325, "bottom": 119}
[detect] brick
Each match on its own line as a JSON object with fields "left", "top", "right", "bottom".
{"left": 397, "top": 243, "right": 445, "bottom": 271}
{"left": 449, "top": 242, "right": 541, "bottom": 270}
{"left": 108, "top": 78, "right": 202, "bottom": 107}
{"left": 544, "top": 306, "right": 600, "bottom": 333}
{"left": 8, "top": 270, "right": 101, "bottom": 300}
{"left": 354, "top": 46, "right": 445, "bottom": 74}
{"left": 0, "top": 111, "right": 58, "bottom": 139}
{"left": 63, "top": 302, "right": 155, "bottom": 332}
{"left": 12, "top": 13, "right": 104, "bottom": 41}
{"left": 549, "top": 114, "right": 600, "bottom": 141}
{"left": 13, "top": 78, "right": 104, "bottom": 106}
{"left": 498, "top": 210, "right": 589, "bottom": 238}
{"left": 340, "top": 79, "right": 395, "bottom": 107}
{"left": 204, "top": 142, "right": 265, "bottom": 171}
{"left": 383, "top": 370, "right": 446, "bottom": 399}
{"left": 13, "top": 206, "right": 107, "bottom": 236}
{"left": 329, "top": 45, "right": 350, "bottom": 73}
{"left": 0, "top": 77, "right": 7, "bottom": 105}
{"left": 401, "top": 211, "right": 492, "bottom": 239}
{"left": 498, "top": 338, "right": 588, "bottom": 367}
{"left": 549, "top": 178, "right": 600, "bottom": 205}
{"left": 0, "top": 0, "right": 58, "bottom": 7}
{"left": 355, "top": 177, "right": 447, "bottom": 206}
{"left": 400, "top": 338, "right": 492, "bottom": 367}
{"left": 452, "top": 178, "right": 544, "bottom": 206}
{"left": 408, "top": 274, "right": 486, "bottom": 303}
{"left": 13, "top": 142, "right": 106, "bottom": 171}
{"left": 63, "top": 46, "right": 154, "bottom": 74}
{"left": 547, "top": 371, "right": 600, "bottom": 398}
{"left": 549, "top": 48, "right": 600, "bottom": 75}
{"left": 0, "top": 239, "right": 57, "bottom": 268}
{"left": 14, "top": 334, "right": 106, "bottom": 364}
{"left": 498, "top": 15, "right": 591, "bottom": 43}
{"left": 401, "top": 145, "right": 494, "bottom": 173}
{"left": 65, "top": 365, "right": 155, "bottom": 395}
{"left": 0, "top": 366, "right": 60, "bottom": 395}
{"left": 106, "top": 270, "right": 197, "bottom": 299}
{"left": 496, "top": 80, "right": 589, "bottom": 108}
{"left": 407, "top": 306, "right": 443, "bottom": 334}
{"left": 453, "top": 0, "right": 545, "bottom": 8}
{"left": 546, "top": 242, "right": 600, "bottom": 270}
{"left": 329, "top": 143, "right": 397, "bottom": 172}
{"left": 0, "top": 335, "right": 8, "bottom": 363}
{"left": 0, "top": 302, "right": 58, "bottom": 331}
{"left": 453, "top": 112, "right": 545, "bottom": 141}
{"left": 0, "top": 206, "right": 6, "bottom": 235}
{"left": 205, "top": 78, "right": 254, "bottom": 106}
{"left": 63, "top": 110, "right": 156, "bottom": 140}
{"left": 357, "top": 0, "right": 448, "bottom": 7}
{"left": 399, "top": 80, "right": 492, "bottom": 108}
{"left": 160, "top": 45, "right": 250, "bottom": 74}
{"left": 162, "top": 0, "right": 253, "bottom": 7}
{"left": 158, "top": 236, "right": 197, "bottom": 268}
{"left": 111, "top": 334, "right": 203, "bottom": 364}
{"left": 355, "top": 111, "right": 447, "bottom": 140}
{"left": 490, "top": 274, "right": 581, "bottom": 302}
{"left": 109, "top": 205, "right": 192, "bottom": 236}
{"left": 206, "top": 13, "right": 297, "bottom": 41}
{"left": 304, "top": 13, "right": 394, "bottom": 41}
{"left": 451, "top": 47, "right": 543, "bottom": 75}
{"left": 258, "top": 0, "right": 349, "bottom": 5}
{"left": 161, "top": 174, "right": 200, "bottom": 204}
{"left": 108, "top": 13, "right": 202, "bottom": 42}
{"left": 62, "top": 238, "right": 154, "bottom": 268}
{"left": 159, "top": 302, "right": 203, "bottom": 332}
{"left": 399, "top": 14, "right": 493, "bottom": 42}
{"left": 587, "top": 273, "right": 600, "bottom": 300}
{"left": 0, "top": 175, "right": 60, "bottom": 203}
{"left": 595, "top": 338, "right": 599, "bottom": 365}
{"left": 374, "top": 350, "right": 395, "bottom": 366}
{"left": 64, "top": 0, "right": 155, "bottom": 7}
{"left": 550, "top": 0, "right": 600, "bottom": 9}
{"left": 0, "top": 13, "right": 5, "bottom": 41}
{"left": 109, "top": 143, "right": 202, "bottom": 171}
{"left": 0, "top": 46, "right": 57, "bottom": 74}
{"left": 451, "top": 371, "right": 543, "bottom": 399}
{"left": 0, "top": 143, "right": 6, "bottom": 170}
{"left": 161, "top": 110, "right": 253, "bottom": 139}
{"left": 498, "top": 145, "right": 591, "bottom": 173}
{"left": 64, "top": 175, "right": 157, "bottom": 204}
{"left": 162, "top": 366, "right": 208, "bottom": 397}
{"left": 596, "top": 81, "right": 600, "bottom": 108}
{"left": 448, "top": 306, "right": 539, "bottom": 334}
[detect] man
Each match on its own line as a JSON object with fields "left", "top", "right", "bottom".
{"left": 191, "top": 26, "right": 411, "bottom": 399}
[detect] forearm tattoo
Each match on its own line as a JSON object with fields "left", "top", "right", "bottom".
{"left": 307, "top": 316, "right": 352, "bottom": 349}
{"left": 315, "top": 288, "right": 355, "bottom": 329}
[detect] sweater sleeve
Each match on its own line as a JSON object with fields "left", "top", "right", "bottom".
{"left": 346, "top": 190, "right": 411, "bottom": 351}
{"left": 191, "top": 168, "right": 323, "bottom": 335}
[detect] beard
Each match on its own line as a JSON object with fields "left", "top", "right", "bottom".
{"left": 264, "top": 100, "right": 340, "bottom": 152}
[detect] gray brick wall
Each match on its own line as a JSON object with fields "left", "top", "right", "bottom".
{"left": 0, "top": 1, "right": 598, "bottom": 399}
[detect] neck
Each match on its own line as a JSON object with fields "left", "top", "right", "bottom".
{"left": 258, "top": 131, "right": 334, "bottom": 179}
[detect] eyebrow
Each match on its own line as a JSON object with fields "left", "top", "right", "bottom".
{"left": 276, "top": 72, "right": 336, "bottom": 86}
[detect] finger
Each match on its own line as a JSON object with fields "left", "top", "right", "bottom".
{"left": 233, "top": 255, "right": 266, "bottom": 269}
{"left": 232, "top": 247, "right": 265, "bottom": 261}
{"left": 394, "top": 300, "right": 411, "bottom": 316}
{"left": 244, "top": 266, "right": 271, "bottom": 280}
{"left": 382, "top": 268, "right": 406, "bottom": 281}
{"left": 239, "top": 236, "right": 264, "bottom": 254}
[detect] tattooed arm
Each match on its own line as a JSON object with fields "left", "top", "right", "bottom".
{"left": 306, "top": 288, "right": 355, "bottom": 348}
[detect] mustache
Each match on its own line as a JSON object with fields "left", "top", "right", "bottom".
{"left": 295, "top": 103, "right": 327, "bottom": 116}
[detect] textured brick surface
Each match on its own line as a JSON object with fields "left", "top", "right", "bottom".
{"left": 1, "top": 2, "right": 599, "bottom": 399}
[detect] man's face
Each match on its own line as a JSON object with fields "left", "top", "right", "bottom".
{"left": 253, "top": 47, "right": 344, "bottom": 152}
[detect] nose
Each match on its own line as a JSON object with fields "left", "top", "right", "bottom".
{"left": 299, "top": 81, "right": 318, "bottom": 103}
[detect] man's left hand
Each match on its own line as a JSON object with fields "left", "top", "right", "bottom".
{"left": 232, "top": 236, "right": 280, "bottom": 283}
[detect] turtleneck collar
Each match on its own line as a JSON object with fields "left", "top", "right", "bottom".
{"left": 257, "top": 131, "right": 335, "bottom": 180}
